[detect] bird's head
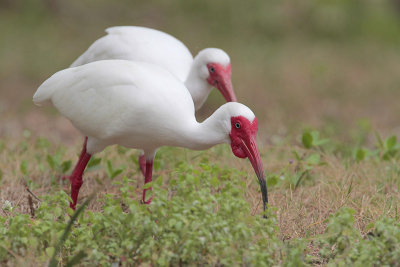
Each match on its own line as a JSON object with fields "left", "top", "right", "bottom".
{"left": 195, "top": 48, "right": 237, "bottom": 103}
{"left": 216, "top": 103, "right": 268, "bottom": 214}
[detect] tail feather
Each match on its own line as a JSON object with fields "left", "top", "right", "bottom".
{"left": 33, "top": 72, "right": 61, "bottom": 106}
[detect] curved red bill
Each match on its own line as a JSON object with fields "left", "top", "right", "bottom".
{"left": 240, "top": 136, "right": 268, "bottom": 216}
{"left": 217, "top": 77, "right": 237, "bottom": 103}
{"left": 216, "top": 65, "right": 237, "bottom": 103}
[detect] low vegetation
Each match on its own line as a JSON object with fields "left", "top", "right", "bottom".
{"left": 1, "top": 126, "right": 400, "bottom": 265}
{"left": 2, "top": 0, "right": 400, "bottom": 265}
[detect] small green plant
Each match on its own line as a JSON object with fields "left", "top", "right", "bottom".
{"left": 46, "top": 152, "right": 72, "bottom": 174}
{"left": 268, "top": 131, "right": 327, "bottom": 190}
{"left": 376, "top": 133, "right": 400, "bottom": 161}
{"left": 318, "top": 207, "right": 360, "bottom": 261}
{"left": 291, "top": 150, "right": 325, "bottom": 189}
{"left": 352, "top": 147, "right": 374, "bottom": 162}
{"left": 266, "top": 149, "right": 325, "bottom": 190}
{"left": 317, "top": 207, "right": 400, "bottom": 265}
{"left": 0, "top": 161, "right": 288, "bottom": 266}
{"left": 301, "top": 130, "right": 330, "bottom": 149}
{"left": 86, "top": 157, "right": 102, "bottom": 171}
{"left": 48, "top": 194, "right": 93, "bottom": 267}
{"left": 105, "top": 160, "right": 125, "bottom": 179}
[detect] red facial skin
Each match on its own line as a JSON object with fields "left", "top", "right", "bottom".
{"left": 206, "top": 63, "right": 237, "bottom": 102}
{"left": 229, "top": 116, "right": 268, "bottom": 215}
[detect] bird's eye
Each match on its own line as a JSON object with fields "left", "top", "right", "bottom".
{"left": 235, "top": 122, "right": 241, "bottom": 129}
{"left": 209, "top": 67, "right": 215, "bottom": 73}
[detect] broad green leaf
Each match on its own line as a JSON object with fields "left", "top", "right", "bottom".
{"left": 302, "top": 131, "right": 313, "bottom": 149}
{"left": 385, "top": 135, "right": 397, "bottom": 150}
{"left": 106, "top": 160, "right": 113, "bottom": 178}
{"left": 87, "top": 157, "right": 101, "bottom": 169}
{"left": 47, "top": 155, "right": 56, "bottom": 170}
{"left": 111, "top": 169, "right": 124, "bottom": 179}
{"left": 311, "top": 131, "right": 329, "bottom": 147}
{"left": 354, "top": 148, "right": 366, "bottom": 162}
{"left": 382, "top": 150, "right": 397, "bottom": 161}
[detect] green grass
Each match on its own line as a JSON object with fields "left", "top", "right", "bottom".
{"left": 1, "top": 130, "right": 400, "bottom": 265}
{"left": 2, "top": 0, "right": 400, "bottom": 265}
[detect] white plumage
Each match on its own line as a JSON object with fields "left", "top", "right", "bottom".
{"left": 71, "top": 26, "right": 193, "bottom": 81}
{"left": 35, "top": 60, "right": 231, "bottom": 154}
{"left": 33, "top": 60, "right": 267, "bottom": 211}
{"left": 70, "top": 26, "right": 236, "bottom": 110}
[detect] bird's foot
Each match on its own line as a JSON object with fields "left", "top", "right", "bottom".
{"left": 69, "top": 202, "right": 76, "bottom": 211}
{"left": 141, "top": 196, "right": 153, "bottom": 205}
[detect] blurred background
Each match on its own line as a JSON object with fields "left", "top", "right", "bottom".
{"left": 1, "top": 0, "right": 400, "bottom": 144}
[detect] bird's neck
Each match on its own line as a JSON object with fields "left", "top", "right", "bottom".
{"left": 178, "top": 110, "right": 230, "bottom": 150}
{"left": 185, "top": 67, "right": 213, "bottom": 111}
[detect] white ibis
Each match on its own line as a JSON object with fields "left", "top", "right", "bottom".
{"left": 71, "top": 26, "right": 237, "bottom": 109}
{"left": 71, "top": 26, "right": 237, "bottom": 177}
{"left": 33, "top": 60, "right": 267, "bottom": 214}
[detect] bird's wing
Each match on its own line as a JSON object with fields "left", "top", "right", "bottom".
{"left": 34, "top": 60, "right": 195, "bottom": 140}
{"left": 71, "top": 26, "right": 194, "bottom": 81}
{"left": 70, "top": 34, "right": 132, "bottom": 67}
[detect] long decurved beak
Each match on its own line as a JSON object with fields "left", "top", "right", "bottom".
{"left": 240, "top": 136, "right": 268, "bottom": 218}
{"left": 216, "top": 77, "right": 237, "bottom": 103}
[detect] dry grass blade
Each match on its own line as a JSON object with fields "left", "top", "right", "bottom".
{"left": 25, "top": 185, "right": 42, "bottom": 202}
{"left": 27, "top": 195, "right": 35, "bottom": 218}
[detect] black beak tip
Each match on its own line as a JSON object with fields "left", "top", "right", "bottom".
{"left": 262, "top": 200, "right": 268, "bottom": 219}
{"left": 258, "top": 176, "right": 269, "bottom": 219}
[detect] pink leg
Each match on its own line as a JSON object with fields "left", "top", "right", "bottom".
{"left": 138, "top": 154, "right": 146, "bottom": 176}
{"left": 68, "top": 137, "right": 92, "bottom": 210}
{"left": 142, "top": 159, "right": 153, "bottom": 204}
{"left": 63, "top": 137, "right": 89, "bottom": 183}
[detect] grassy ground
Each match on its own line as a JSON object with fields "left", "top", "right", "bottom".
{"left": 2, "top": 0, "right": 400, "bottom": 265}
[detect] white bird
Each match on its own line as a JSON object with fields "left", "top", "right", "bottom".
{"left": 33, "top": 60, "right": 267, "bottom": 213}
{"left": 71, "top": 26, "right": 237, "bottom": 110}
{"left": 71, "top": 26, "right": 238, "bottom": 176}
